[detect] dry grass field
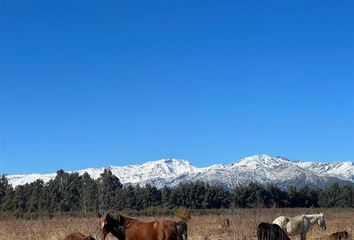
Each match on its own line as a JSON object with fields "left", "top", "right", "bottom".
{"left": 0, "top": 208, "right": 353, "bottom": 240}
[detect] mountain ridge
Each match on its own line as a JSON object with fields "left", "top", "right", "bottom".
{"left": 5, "top": 154, "right": 354, "bottom": 189}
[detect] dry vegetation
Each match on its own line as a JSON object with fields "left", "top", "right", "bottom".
{"left": 0, "top": 208, "right": 353, "bottom": 240}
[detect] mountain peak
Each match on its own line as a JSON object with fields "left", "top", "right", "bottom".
{"left": 154, "top": 158, "right": 190, "bottom": 165}
{"left": 142, "top": 158, "right": 195, "bottom": 171}
{"left": 235, "top": 154, "right": 289, "bottom": 168}
{"left": 239, "top": 154, "right": 285, "bottom": 162}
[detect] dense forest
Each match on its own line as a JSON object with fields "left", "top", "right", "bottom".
{"left": 0, "top": 169, "right": 353, "bottom": 218}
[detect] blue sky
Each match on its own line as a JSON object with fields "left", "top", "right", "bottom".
{"left": 1, "top": 1, "right": 353, "bottom": 174}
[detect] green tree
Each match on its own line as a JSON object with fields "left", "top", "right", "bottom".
{"left": 81, "top": 172, "right": 98, "bottom": 214}
{"left": 340, "top": 184, "right": 354, "bottom": 207}
{"left": 13, "top": 184, "right": 30, "bottom": 216}
{"left": 266, "top": 184, "right": 288, "bottom": 207}
{"left": 97, "top": 169, "right": 123, "bottom": 212}
{"left": 203, "top": 185, "right": 230, "bottom": 208}
{"left": 319, "top": 183, "right": 341, "bottom": 207}
{"left": 0, "top": 175, "right": 9, "bottom": 209}
{"left": 27, "top": 180, "right": 45, "bottom": 214}
{"left": 124, "top": 185, "right": 137, "bottom": 210}
{"left": 161, "top": 186, "right": 172, "bottom": 207}
{"left": 1, "top": 185, "right": 15, "bottom": 213}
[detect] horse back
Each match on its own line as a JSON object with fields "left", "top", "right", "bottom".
{"left": 64, "top": 232, "right": 95, "bottom": 240}
{"left": 152, "top": 220, "right": 178, "bottom": 240}
{"left": 257, "top": 222, "right": 290, "bottom": 240}
{"left": 273, "top": 216, "right": 289, "bottom": 227}
{"left": 125, "top": 220, "right": 178, "bottom": 240}
{"left": 274, "top": 215, "right": 305, "bottom": 236}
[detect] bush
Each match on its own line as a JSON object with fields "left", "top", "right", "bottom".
{"left": 175, "top": 207, "right": 191, "bottom": 221}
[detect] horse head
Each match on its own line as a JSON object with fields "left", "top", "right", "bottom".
{"left": 98, "top": 213, "right": 110, "bottom": 240}
{"left": 317, "top": 213, "right": 326, "bottom": 231}
{"left": 98, "top": 212, "right": 125, "bottom": 240}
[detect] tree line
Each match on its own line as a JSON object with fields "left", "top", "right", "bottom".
{"left": 0, "top": 169, "right": 353, "bottom": 218}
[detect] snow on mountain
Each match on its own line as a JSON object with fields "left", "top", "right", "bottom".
{"left": 176, "top": 155, "right": 353, "bottom": 189}
{"left": 295, "top": 161, "right": 354, "bottom": 182}
{"left": 4, "top": 155, "right": 354, "bottom": 189}
{"left": 6, "top": 173, "right": 57, "bottom": 187}
{"left": 76, "top": 158, "right": 198, "bottom": 183}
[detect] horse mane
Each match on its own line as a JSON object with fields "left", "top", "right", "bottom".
{"left": 105, "top": 213, "right": 128, "bottom": 240}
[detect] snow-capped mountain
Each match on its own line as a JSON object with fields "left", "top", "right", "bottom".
{"left": 4, "top": 155, "right": 354, "bottom": 189}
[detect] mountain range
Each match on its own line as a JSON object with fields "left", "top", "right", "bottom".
{"left": 5, "top": 154, "right": 354, "bottom": 189}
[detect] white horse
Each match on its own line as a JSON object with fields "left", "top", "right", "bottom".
{"left": 273, "top": 213, "right": 326, "bottom": 240}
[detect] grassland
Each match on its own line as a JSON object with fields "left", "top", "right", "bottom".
{"left": 0, "top": 208, "right": 353, "bottom": 240}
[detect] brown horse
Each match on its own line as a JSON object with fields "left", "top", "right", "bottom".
{"left": 98, "top": 212, "right": 179, "bottom": 240}
{"left": 257, "top": 222, "right": 290, "bottom": 240}
{"left": 327, "top": 231, "right": 351, "bottom": 240}
{"left": 64, "top": 232, "right": 95, "bottom": 240}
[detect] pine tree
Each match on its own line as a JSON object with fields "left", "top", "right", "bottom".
{"left": 81, "top": 172, "right": 98, "bottom": 214}
{"left": 27, "top": 180, "right": 45, "bottom": 214}
{"left": 1, "top": 185, "right": 14, "bottom": 213}
{"left": 0, "top": 175, "right": 9, "bottom": 209}
{"left": 161, "top": 186, "right": 172, "bottom": 207}
{"left": 97, "top": 168, "right": 123, "bottom": 212}
{"left": 319, "top": 183, "right": 341, "bottom": 207}
{"left": 14, "top": 184, "right": 29, "bottom": 216}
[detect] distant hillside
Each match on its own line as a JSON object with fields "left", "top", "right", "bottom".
{"left": 6, "top": 154, "right": 353, "bottom": 189}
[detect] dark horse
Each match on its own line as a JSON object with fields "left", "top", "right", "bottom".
{"left": 64, "top": 232, "right": 95, "bottom": 240}
{"left": 257, "top": 222, "right": 290, "bottom": 240}
{"left": 176, "top": 220, "right": 188, "bottom": 240}
{"left": 327, "top": 231, "right": 351, "bottom": 240}
{"left": 98, "top": 212, "right": 180, "bottom": 240}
